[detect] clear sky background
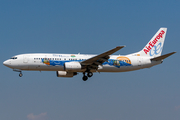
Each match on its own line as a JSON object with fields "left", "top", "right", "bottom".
{"left": 0, "top": 0, "right": 180, "bottom": 120}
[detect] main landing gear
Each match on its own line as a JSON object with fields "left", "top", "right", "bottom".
{"left": 82, "top": 72, "right": 93, "bottom": 81}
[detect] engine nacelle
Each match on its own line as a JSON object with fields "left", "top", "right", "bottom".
{"left": 64, "top": 62, "right": 82, "bottom": 71}
{"left": 56, "top": 71, "right": 77, "bottom": 77}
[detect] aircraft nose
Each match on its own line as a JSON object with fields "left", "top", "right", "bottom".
{"left": 3, "top": 60, "right": 10, "bottom": 67}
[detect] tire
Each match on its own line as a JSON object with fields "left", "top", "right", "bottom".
{"left": 87, "top": 72, "right": 93, "bottom": 77}
{"left": 19, "top": 73, "right": 23, "bottom": 77}
{"left": 82, "top": 76, "right": 88, "bottom": 81}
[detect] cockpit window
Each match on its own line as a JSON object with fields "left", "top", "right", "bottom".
{"left": 10, "top": 57, "right": 17, "bottom": 59}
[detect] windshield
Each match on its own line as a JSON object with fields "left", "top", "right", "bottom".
{"left": 10, "top": 57, "right": 17, "bottom": 59}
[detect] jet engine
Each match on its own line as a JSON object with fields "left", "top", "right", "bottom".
{"left": 64, "top": 62, "right": 82, "bottom": 71}
{"left": 56, "top": 71, "right": 77, "bottom": 77}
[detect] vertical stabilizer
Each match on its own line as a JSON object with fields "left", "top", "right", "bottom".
{"left": 137, "top": 28, "right": 167, "bottom": 57}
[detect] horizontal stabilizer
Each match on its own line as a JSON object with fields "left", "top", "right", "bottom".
{"left": 151, "top": 52, "right": 176, "bottom": 61}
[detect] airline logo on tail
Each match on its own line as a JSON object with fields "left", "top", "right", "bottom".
{"left": 149, "top": 42, "right": 162, "bottom": 56}
{"left": 143, "top": 30, "right": 165, "bottom": 54}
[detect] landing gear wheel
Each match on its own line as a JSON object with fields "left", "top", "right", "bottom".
{"left": 87, "top": 72, "right": 93, "bottom": 77}
{"left": 19, "top": 73, "right": 23, "bottom": 77}
{"left": 82, "top": 76, "right": 88, "bottom": 81}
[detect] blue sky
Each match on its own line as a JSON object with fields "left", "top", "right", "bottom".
{"left": 0, "top": 0, "right": 180, "bottom": 120}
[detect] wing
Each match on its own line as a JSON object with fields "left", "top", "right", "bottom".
{"left": 81, "top": 46, "right": 125, "bottom": 69}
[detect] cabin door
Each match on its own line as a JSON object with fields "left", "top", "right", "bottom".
{"left": 23, "top": 55, "right": 29, "bottom": 63}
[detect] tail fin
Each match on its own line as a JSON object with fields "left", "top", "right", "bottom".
{"left": 137, "top": 28, "right": 167, "bottom": 57}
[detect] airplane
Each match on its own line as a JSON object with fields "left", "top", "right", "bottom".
{"left": 3, "top": 28, "right": 176, "bottom": 81}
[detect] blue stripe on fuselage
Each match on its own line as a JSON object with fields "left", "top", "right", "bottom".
{"left": 42, "top": 59, "right": 131, "bottom": 68}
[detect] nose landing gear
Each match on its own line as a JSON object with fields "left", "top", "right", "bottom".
{"left": 13, "top": 69, "right": 23, "bottom": 77}
{"left": 19, "top": 72, "right": 23, "bottom": 77}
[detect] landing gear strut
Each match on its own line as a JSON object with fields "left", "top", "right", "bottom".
{"left": 13, "top": 69, "right": 23, "bottom": 77}
{"left": 82, "top": 72, "right": 93, "bottom": 81}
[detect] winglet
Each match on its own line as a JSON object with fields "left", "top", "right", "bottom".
{"left": 151, "top": 52, "right": 176, "bottom": 61}
{"left": 116, "top": 46, "right": 125, "bottom": 49}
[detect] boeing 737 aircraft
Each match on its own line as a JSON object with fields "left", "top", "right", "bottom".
{"left": 3, "top": 28, "right": 176, "bottom": 81}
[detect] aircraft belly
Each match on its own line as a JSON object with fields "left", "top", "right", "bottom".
{"left": 99, "top": 65, "right": 130, "bottom": 72}
{"left": 15, "top": 65, "right": 29, "bottom": 70}
{"left": 28, "top": 64, "right": 64, "bottom": 71}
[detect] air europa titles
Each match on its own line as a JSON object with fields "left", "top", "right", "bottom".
{"left": 143, "top": 30, "right": 165, "bottom": 54}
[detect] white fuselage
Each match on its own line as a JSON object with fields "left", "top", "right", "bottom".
{"left": 3, "top": 53, "right": 161, "bottom": 73}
